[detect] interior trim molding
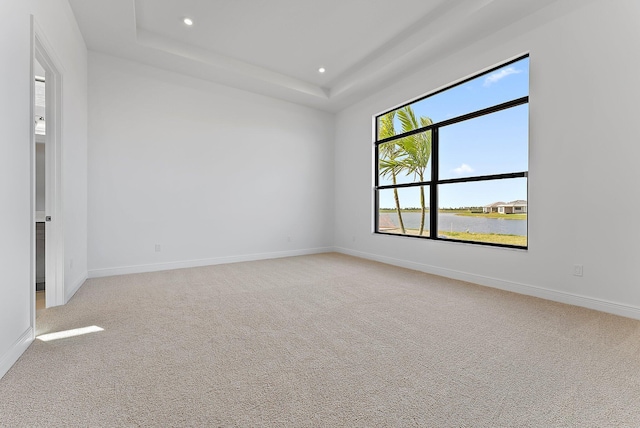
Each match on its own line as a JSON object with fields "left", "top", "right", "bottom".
{"left": 0, "top": 327, "right": 33, "bottom": 380}
{"left": 34, "top": 18, "right": 66, "bottom": 308}
{"left": 335, "top": 246, "right": 640, "bottom": 321}
{"left": 88, "top": 247, "right": 334, "bottom": 278}
{"left": 135, "top": 29, "right": 329, "bottom": 100}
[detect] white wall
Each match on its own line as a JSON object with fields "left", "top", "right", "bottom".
{"left": 87, "top": 53, "right": 334, "bottom": 276}
{"left": 0, "top": 0, "right": 87, "bottom": 379}
{"left": 334, "top": 0, "right": 640, "bottom": 318}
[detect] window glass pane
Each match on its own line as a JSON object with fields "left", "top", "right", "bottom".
{"left": 378, "top": 56, "right": 529, "bottom": 131}
{"left": 375, "top": 55, "right": 529, "bottom": 248}
{"left": 378, "top": 186, "right": 430, "bottom": 237}
{"left": 437, "top": 178, "right": 527, "bottom": 246}
{"left": 378, "top": 131, "right": 433, "bottom": 186}
{"left": 439, "top": 104, "right": 528, "bottom": 180}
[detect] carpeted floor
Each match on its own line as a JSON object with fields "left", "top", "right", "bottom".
{"left": 2, "top": 253, "right": 640, "bottom": 427}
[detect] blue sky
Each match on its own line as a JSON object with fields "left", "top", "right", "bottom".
{"left": 378, "top": 56, "right": 529, "bottom": 209}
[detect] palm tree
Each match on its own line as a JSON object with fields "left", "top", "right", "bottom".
{"left": 378, "top": 111, "right": 406, "bottom": 233}
{"left": 396, "top": 106, "right": 433, "bottom": 235}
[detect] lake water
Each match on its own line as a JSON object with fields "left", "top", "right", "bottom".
{"left": 380, "top": 212, "right": 527, "bottom": 236}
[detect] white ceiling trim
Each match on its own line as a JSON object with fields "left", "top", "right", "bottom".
{"left": 68, "top": 0, "right": 581, "bottom": 111}
{"left": 135, "top": 29, "right": 330, "bottom": 100}
{"left": 327, "top": 0, "right": 497, "bottom": 99}
{"left": 130, "top": 0, "right": 498, "bottom": 105}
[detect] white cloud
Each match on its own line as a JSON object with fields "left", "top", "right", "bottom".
{"left": 452, "top": 164, "right": 474, "bottom": 175}
{"left": 483, "top": 67, "right": 522, "bottom": 87}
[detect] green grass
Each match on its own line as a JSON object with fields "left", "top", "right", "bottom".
{"left": 380, "top": 228, "right": 526, "bottom": 246}
{"left": 439, "top": 231, "right": 526, "bottom": 246}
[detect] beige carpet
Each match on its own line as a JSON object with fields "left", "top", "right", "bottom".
{"left": 1, "top": 253, "right": 640, "bottom": 427}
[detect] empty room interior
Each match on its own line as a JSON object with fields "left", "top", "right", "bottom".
{"left": 3, "top": 0, "right": 640, "bottom": 425}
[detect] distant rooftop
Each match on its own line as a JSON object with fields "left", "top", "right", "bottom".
{"left": 484, "top": 200, "right": 527, "bottom": 207}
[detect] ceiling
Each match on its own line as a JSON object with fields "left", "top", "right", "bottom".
{"left": 68, "top": 0, "right": 564, "bottom": 112}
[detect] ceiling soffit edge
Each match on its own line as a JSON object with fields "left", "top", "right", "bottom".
{"left": 132, "top": 2, "right": 329, "bottom": 100}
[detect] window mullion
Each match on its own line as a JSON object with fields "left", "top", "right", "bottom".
{"left": 430, "top": 127, "right": 439, "bottom": 238}
{"left": 374, "top": 136, "right": 379, "bottom": 232}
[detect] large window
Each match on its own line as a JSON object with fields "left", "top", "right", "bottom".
{"left": 375, "top": 55, "right": 529, "bottom": 248}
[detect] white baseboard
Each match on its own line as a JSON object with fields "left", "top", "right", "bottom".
{"left": 65, "top": 272, "right": 87, "bottom": 303}
{"left": 335, "top": 246, "right": 640, "bottom": 321}
{"left": 88, "top": 247, "right": 335, "bottom": 278}
{"left": 0, "top": 327, "right": 33, "bottom": 380}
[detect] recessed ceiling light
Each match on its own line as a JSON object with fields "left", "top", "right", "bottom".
{"left": 318, "top": 67, "right": 326, "bottom": 73}
{"left": 183, "top": 17, "right": 194, "bottom": 26}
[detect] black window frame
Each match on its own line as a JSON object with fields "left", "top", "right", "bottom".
{"left": 374, "top": 54, "right": 529, "bottom": 249}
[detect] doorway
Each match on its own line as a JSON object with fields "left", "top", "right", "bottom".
{"left": 32, "top": 28, "right": 64, "bottom": 317}
{"left": 34, "top": 61, "right": 46, "bottom": 310}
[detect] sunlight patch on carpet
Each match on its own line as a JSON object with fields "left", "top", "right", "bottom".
{"left": 37, "top": 326, "right": 104, "bottom": 342}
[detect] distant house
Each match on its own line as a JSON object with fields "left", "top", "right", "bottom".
{"left": 483, "top": 200, "right": 527, "bottom": 214}
{"left": 483, "top": 201, "right": 506, "bottom": 213}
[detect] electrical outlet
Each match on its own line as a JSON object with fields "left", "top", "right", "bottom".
{"left": 69, "top": 258, "right": 74, "bottom": 269}
{"left": 352, "top": 236, "right": 356, "bottom": 242}
{"left": 287, "top": 236, "right": 291, "bottom": 242}
{"left": 573, "top": 264, "right": 583, "bottom": 277}
{"left": 155, "top": 244, "right": 161, "bottom": 252}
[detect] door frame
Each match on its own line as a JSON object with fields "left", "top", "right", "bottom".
{"left": 31, "top": 17, "right": 64, "bottom": 320}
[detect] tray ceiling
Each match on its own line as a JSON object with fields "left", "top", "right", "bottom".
{"left": 68, "top": 0, "right": 570, "bottom": 111}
